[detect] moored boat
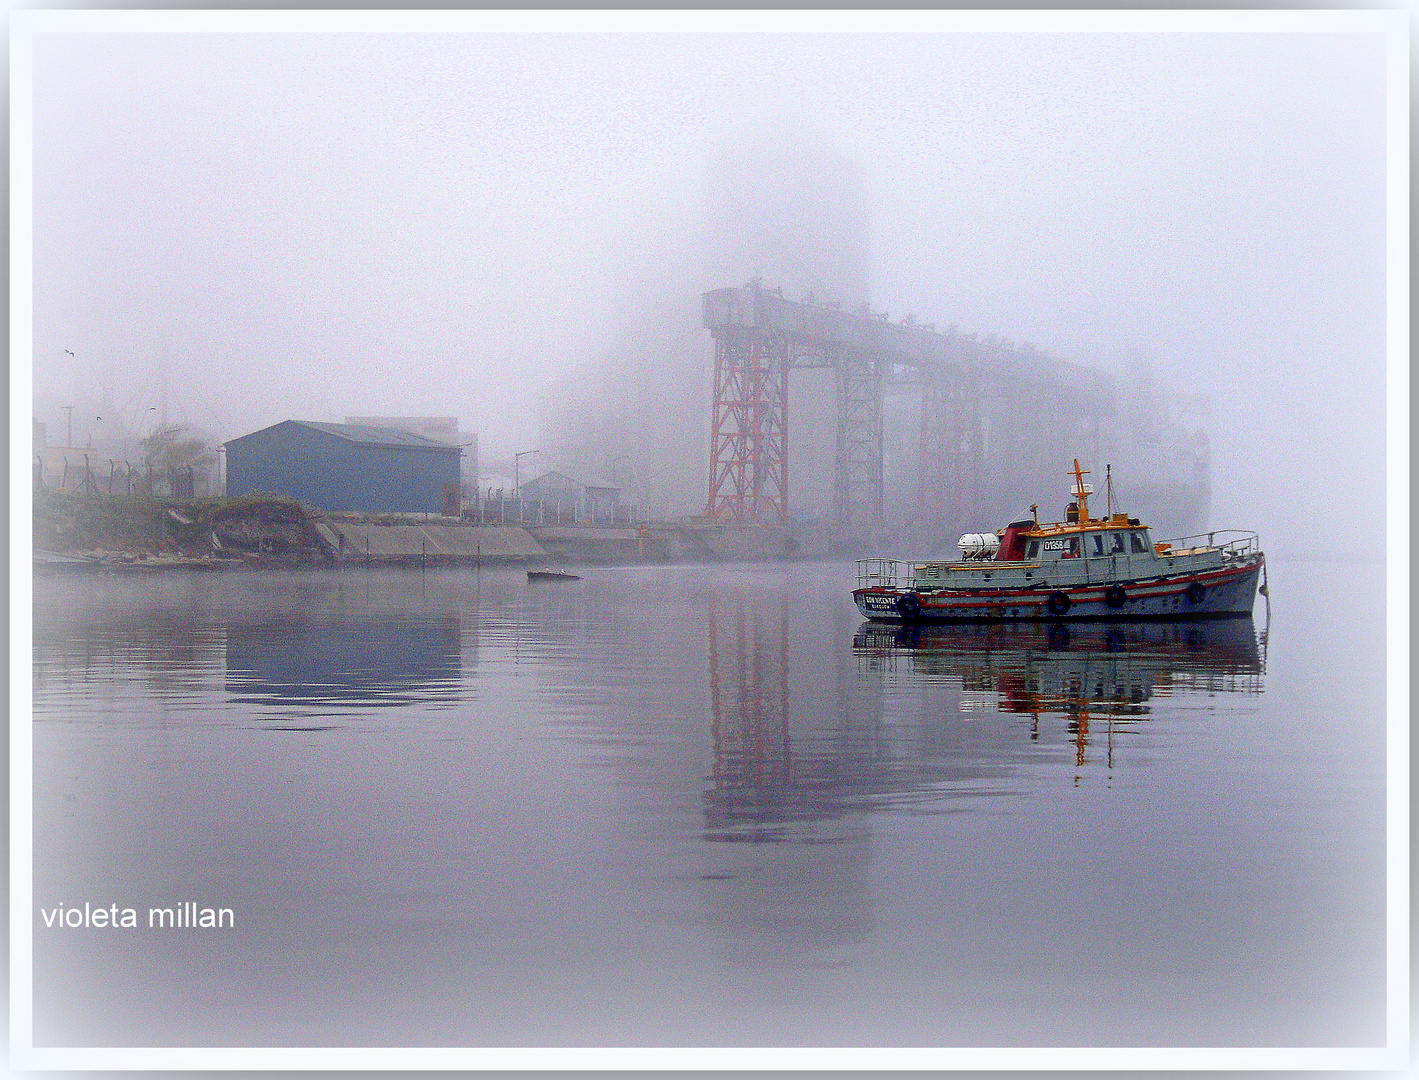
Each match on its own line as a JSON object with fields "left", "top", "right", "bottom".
{"left": 527, "top": 568, "right": 581, "bottom": 582}
{"left": 854, "top": 460, "right": 1266, "bottom": 622}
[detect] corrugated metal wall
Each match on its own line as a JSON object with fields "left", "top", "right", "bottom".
{"left": 225, "top": 422, "right": 460, "bottom": 513}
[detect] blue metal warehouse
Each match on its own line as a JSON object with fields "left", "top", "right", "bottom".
{"left": 224, "top": 420, "right": 462, "bottom": 514}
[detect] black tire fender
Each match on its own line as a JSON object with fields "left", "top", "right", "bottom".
{"left": 1047, "top": 591, "right": 1071, "bottom": 616}
{"left": 1104, "top": 585, "right": 1127, "bottom": 609}
{"left": 1185, "top": 581, "right": 1206, "bottom": 605}
{"left": 895, "top": 592, "right": 922, "bottom": 619}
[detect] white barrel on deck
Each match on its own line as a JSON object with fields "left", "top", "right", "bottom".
{"left": 957, "top": 533, "right": 1000, "bottom": 558}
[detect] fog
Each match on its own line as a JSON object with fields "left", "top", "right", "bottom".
{"left": 24, "top": 18, "right": 1395, "bottom": 553}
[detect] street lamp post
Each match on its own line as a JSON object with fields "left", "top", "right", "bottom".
{"left": 62, "top": 349, "right": 76, "bottom": 449}
{"left": 514, "top": 450, "right": 538, "bottom": 523}
{"left": 458, "top": 439, "right": 477, "bottom": 521}
{"left": 609, "top": 454, "right": 629, "bottom": 525}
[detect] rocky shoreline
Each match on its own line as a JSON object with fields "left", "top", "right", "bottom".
{"left": 35, "top": 491, "right": 396, "bottom": 570}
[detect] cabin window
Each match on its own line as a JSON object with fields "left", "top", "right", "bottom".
{"left": 1109, "top": 532, "right": 1127, "bottom": 554}
{"left": 1026, "top": 540, "right": 1040, "bottom": 558}
{"left": 1090, "top": 533, "right": 1105, "bottom": 556}
{"left": 1130, "top": 531, "right": 1149, "bottom": 553}
{"left": 1066, "top": 536, "right": 1081, "bottom": 558}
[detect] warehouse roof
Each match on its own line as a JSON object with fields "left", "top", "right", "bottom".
{"left": 296, "top": 420, "right": 457, "bottom": 448}
{"left": 227, "top": 420, "right": 459, "bottom": 451}
{"left": 518, "top": 470, "right": 620, "bottom": 494}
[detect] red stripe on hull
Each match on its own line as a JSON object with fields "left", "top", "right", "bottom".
{"left": 855, "top": 558, "right": 1263, "bottom": 619}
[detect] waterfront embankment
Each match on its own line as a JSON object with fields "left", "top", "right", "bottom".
{"left": 33, "top": 490, "right": 890, "bottom": 570}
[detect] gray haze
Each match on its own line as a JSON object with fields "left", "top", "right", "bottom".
{"left": 28, "top": 27, "right": 1392, "bottom": 551}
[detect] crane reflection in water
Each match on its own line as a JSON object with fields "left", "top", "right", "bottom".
{"left": 698, "top": 599, "right": 1267, "bottom": 964}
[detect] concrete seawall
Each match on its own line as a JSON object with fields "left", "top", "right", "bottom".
{"left": 316, "top": 522, "right": 720, "bottom": 564}
{"left": 316, "top": 522, "right": 546, "bottom": 563}
{"left": 314, "top": 520, "right": 867, "bottom": 565}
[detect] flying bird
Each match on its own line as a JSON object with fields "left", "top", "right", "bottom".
{"left": 63, "top": 349, "right": 74, "bottom": 356}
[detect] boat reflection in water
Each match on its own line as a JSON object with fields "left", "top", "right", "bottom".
{"left": 693, "top": 604, "right": 1267, "bottom": 968}
{"left": 855, "top": 617, "right": 1266, "bottom": 767}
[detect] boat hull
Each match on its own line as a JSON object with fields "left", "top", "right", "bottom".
{"left": 853, "top": 557, "right": 1263, "bottom": 622}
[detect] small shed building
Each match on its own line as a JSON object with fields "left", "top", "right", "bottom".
{"left": 224, "top": 420, "right": 461, "bottom": 514}
{"left": 517, "top": 470, "right": 621, "bottom": 523}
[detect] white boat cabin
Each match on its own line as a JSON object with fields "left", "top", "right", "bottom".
{"left": 853, "top": 460, "right": 1265, "bottom": 620}
{"left": 893, "top": 461, "right": 1254, "bottom": 593}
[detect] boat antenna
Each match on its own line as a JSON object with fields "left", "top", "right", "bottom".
{"left": 1106, "top": 464, "right": 1113, "bottom": 518}
{"left": 1030, "top": 502, "right": 1038, "bottom": 526}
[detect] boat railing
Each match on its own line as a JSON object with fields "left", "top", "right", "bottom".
{"left": 856, "top": 558, "right": 904, "bottom": 589}
{"left": 1159, "top": 530, "right": 1261, "bottom": 559}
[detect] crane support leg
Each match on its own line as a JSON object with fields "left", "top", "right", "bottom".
{"left": 707, "top": 328, "right": 790, "bottom": 523}
{"left": 916, "top": 368, "right": 983, "bottom": 533}
{"left": 832, "top": 349, "right": 883, "bottom": 526}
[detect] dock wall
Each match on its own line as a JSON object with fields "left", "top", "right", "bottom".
{"left": 317, "top": 521, "right": 879, "bottom": 565}
{"left": 316, "top": 522, "right": 546, "bottom": 563}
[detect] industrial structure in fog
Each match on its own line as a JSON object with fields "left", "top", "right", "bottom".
{"left": 701, "top": 281, "right": 1206, "bottom": 539}
{"left": 536, "top": 138, "right": 874, "bottom": 524}
{"left": 538, "top": 135, "right": 1210, "bottom": 548}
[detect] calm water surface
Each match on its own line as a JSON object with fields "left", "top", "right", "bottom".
{"left": 31, "top": 559, "right": 1386, "bottom": 1046}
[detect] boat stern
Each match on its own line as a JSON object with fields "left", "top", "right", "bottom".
{"left": 854, "top": 587, "right": 906, "bottom": 621}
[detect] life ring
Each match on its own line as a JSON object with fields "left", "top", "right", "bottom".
{"left": 895, "top": 592, "right": 922, "bottom": 619}
{"left": 1185, "top": 581, "right": 1206, "bottom": 605}
{"left": 1047, "top": 591, "right": 1071, "bottom": 616}
{"left": 1104, "top": 585, "right": 1127, "bottom": 609}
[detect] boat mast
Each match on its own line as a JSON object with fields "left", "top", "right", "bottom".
{"left": 1105, "top": 464, "right": 1113, "bottom": 518}
{"left": 1071, "top": 459, "right": 1092, "bottom": 523}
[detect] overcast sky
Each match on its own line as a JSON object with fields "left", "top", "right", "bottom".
{"left": 22, "top": 15, "right": 1398, "bottom": 549}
